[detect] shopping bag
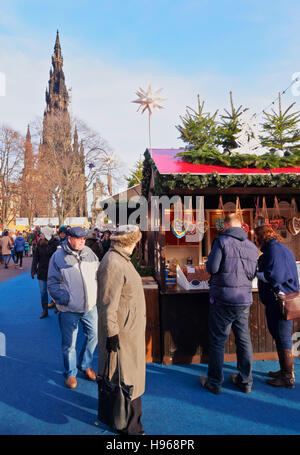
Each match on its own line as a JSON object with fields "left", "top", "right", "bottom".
{"left": 97, "top": 349, "right": 133, "bottom": 431}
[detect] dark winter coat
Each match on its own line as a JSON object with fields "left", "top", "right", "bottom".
{"left": 101, "top": 240, "right": 111, "bottom": 255}
{"left": 48, "top": 236, "right": 60, "bottom": 256}
{"left": 85, "top": 238, "right": 104, "bottom": 261}
{"left": 31, "top": 239, "right": 58, "bottom": 281}
{"left": 257, "top": 239, "right": 299, "bottom": 305}
{"left": 206, "top": 227, "right": 258, "bottom": 306}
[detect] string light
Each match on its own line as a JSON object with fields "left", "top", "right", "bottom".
{"left": 251, "top": 77, "right": 300, "bottom": 119}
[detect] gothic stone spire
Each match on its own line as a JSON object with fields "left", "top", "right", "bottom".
{"left": 24, "top": 124, "right": 34, "bottom": 170}
{"left": 45, "top": 30, "right": 69, "bottom": 114}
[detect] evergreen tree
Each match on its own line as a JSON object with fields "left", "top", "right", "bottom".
{"left": 125, "top": 157, "right": 144, "bottom": 188}
{"left": 217, "top": 91, "right": 248, "bottom": 151}
{"left": 176, "top": 95, "right": 219, "bottom": 151}
{"left": 261, "top": 93, "right": 300, "bottom": 154}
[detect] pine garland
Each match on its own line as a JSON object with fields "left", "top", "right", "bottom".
{"left": 176, "top": 148, "right": 300, "bottom": 169}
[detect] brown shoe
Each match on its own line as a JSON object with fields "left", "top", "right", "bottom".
{"left": 65, "top": 377, "right": 77, "bottom": 389}
{"left": 83, "top": 368, "right": 97, "bottom": 381}
{"left": 48, "top": 300, "right": 55, "bottom": 309}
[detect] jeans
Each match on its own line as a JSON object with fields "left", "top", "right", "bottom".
{"left": 38, "top": 280, "right": 49, "bottom": 304}
{"left": 58, "top": 305, "right": 98, "bottom": 378}
{"left": 265, "top": 297, "right": 293, "bottom": 350}
{"left": 3, "top": 254, "right": 10, "bottom": 266}
{"left": 8, "top": 251, "right": 17, "bottom": 264}
{"left": 208, "top": 303, "right": 253, "bottom": 389}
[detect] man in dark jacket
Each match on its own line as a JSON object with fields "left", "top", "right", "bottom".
{"left": 85, "top": 231, "right": 104, "bottom": 261}
{"left": 31, "top": 231, "right": 58, "bottom": 319}
{"left": 200, "top": 213, "right": 258, "bottom": 394}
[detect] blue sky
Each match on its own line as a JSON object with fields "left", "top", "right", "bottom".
{"left": 1, "top": 0, "right": 300, "bottom": 192}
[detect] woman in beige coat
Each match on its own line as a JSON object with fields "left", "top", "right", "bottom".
{"left": 97, "top": 225, "right": 146, "bottom": 435}
{"left": 1, "top": 231, "right": 13, "bottom": 268}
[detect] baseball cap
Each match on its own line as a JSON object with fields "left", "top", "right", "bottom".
{"left": 68, "top": 227, "right": 88, "bottom": 238}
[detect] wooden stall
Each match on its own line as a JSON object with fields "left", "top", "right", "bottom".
{"left": 142, "top": 148, "right": 300, "bottom": 365}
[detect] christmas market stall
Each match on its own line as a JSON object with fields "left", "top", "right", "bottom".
{"left": 142, "top": 148, "right": 300, "bottom": 365}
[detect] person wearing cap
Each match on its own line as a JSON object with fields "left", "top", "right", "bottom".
{"left": 31, "top": 229, "right": 58, "bottom": 319}
{"left": 97, "top": 225, "right": 146, "bottom": 435}
{"left": 58, "top": 226, "right": 68, "bottom": 245}
{"left": 47, "top": 226, "right": 99, "bottom": 389}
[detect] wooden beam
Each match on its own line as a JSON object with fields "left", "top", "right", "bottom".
{"left": 167, "top": 187, "right": 300, "bottom": 196}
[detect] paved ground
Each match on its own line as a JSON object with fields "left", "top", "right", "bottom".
{"left": 0, "top": 255, "right": 32, "bottom": 282}
{"left": 0, "top": 270, "right": 299, "bottom": 435}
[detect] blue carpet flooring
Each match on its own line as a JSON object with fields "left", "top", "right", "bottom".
{"left": 0, "top": 271, "right": 300, "bottom": 435}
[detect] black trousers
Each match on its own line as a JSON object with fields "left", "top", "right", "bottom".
{"left": 121, "top": 396, "right": 144, "bottom": 435}
{"left": 16, "top": 251, "right": 23, "bottom": 267}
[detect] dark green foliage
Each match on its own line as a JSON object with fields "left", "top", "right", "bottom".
{"left": 176, "top": 93, "right": 300, "bottom": 169}
{"left": 175, "top": 95, "right": 220, "bottom": 152}
{"left": 261, "top": 93, "right": 300, "bottom": 153}
{"left": 217, "top": 91, "right": 248, "bottom": 150}
{"left": 131, "top": 248, "right": 154, "bottom": 277}
{"left": 125, "top": 157, "right": 144, "bottom": 188}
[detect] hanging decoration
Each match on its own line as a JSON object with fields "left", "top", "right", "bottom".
{"left": 269, "top": 196, "right": 285, "bottom": 231}
{"left": 254, "top": 196, "right": 260, "bottom": 226}
{"left": 171, "top": 219, "right": 190, "bottom": 238}
{"left": 196, "top": 220, "right": 209, "bottom": 234}
{"left": 258, "top": 196, "right": 269, "bottom": 226}
{"left": 215, "top": 196, "right": 225, "bottom": 231}
{"left": 286, "top": 198, "right": 300, "bottom": 236}
{"left": 235, "top": 196, "right": 249, "bottom": 233}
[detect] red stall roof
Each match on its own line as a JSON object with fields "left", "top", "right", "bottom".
{"left": 150, "top": 149, "right": 300, "bottom": 175}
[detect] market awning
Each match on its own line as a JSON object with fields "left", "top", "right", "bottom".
{"left": 150, "top": 149, "right": 300, "bottom": 175}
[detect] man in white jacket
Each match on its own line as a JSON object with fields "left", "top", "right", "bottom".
{"left": 48, "top": 227, "right": 99, "bottom": 389}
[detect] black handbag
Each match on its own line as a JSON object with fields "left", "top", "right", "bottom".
{"left": 97, "top": 349, "right": 133, "bottom": 431}
{"left": 276, "top": 291, "right": 300, "bottom": 321}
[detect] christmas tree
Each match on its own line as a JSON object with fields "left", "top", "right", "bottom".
{"left": 261, "top": 93, "right": 300, "bottom": 156}
{"left": 217, "top": 91, "right": 248, "bottom": 152}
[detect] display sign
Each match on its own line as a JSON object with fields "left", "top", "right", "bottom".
{"left": 16, "top": 218, "right": 29, "bottom": 226}
{"left": 64, "top": 217, "right": 88, "bottom": 226}
{"left": 33, "top": 218, "right": 59, "bottom": 226}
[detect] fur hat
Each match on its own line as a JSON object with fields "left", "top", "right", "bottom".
{"left": 111, "top": 225, "right": 141, "bottom": 247}
{"left": 41, "top": 226, "right": 53, "bottom": 241}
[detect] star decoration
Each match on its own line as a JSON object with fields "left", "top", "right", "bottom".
{"left": 132, "top": 85, "right": 165, "bottom": 115}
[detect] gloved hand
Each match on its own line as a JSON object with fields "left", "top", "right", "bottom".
{"left": 106, "top": 335, "right": 120, "bottom": 353}
{"left": 31, "top": 272, "right": 35, "bottom": 280}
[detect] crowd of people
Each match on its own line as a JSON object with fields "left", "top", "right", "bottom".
{"left": 0, "top": 216, "right": 299, "bottom": 435}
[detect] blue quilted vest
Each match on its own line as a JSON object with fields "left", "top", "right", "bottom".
{"left": 209, "top": 227, "right": 258, "bottom": 306}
